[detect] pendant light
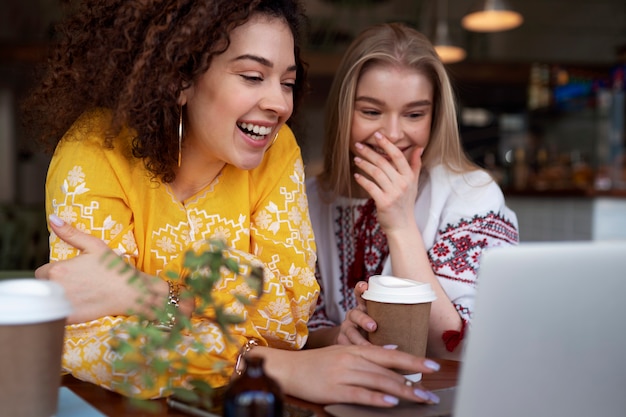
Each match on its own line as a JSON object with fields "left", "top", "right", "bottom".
{"left": 433, "top": 0, "right": 466, "bottom": 64}
{"left": 461, "top": 0, "right": 523, "bottom": 33}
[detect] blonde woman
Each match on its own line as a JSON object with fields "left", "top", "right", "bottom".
{"left": 306, "top": 23, "right": 519, "bottom": 359}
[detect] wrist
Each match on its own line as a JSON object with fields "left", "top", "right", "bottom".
{"left": 249, "top": 346, "right": 294, "bottom": 394}
{"left": 234, "top": 338, "right": 260, "bottom": 376}
{"left": 152, "top": 280, "right": 181, "bottom": 331}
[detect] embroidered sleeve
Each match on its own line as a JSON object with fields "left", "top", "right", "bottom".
{"left": 45, "top": 111, "right": 138, "bottom": 264}
{"left": 430, "top": 210, "right": 518, "bottom": 324}
{"left": 430, "top": 207, "right": 517, "bottom": 351}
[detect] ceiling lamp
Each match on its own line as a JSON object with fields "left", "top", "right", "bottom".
{"left": 461, "top": 0, "right": 524, "bottom": 32}
{"left": 434, "top": 23, "right": 467, "bottom": 64}
{"left": 433, "top": 0, "right": 466, "bottom": 64}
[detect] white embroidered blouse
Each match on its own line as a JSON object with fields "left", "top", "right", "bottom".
{"left": 306, "top": 164, "right": 519, "bottom": 330}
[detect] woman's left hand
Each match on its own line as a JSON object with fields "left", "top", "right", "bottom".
{"left": 337, "top": 281, "right": 377, "bottom": 345}
{"left": 35, "top": 215, "right": 157, "bottom": 324}
{"left": 259, "top": 343, "right": 442, "bottom": 407}
{"left": 353, "top": 131, "right": 423, "bottom": 234}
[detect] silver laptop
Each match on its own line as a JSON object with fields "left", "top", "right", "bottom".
{"left": 326, "top": 240, "right": 626, "bottom": 417}
{"left": 455, "top": 239, "right": 626, "bottom": 417}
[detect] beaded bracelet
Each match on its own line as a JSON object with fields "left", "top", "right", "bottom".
{"left": 234, "top": 338, "right": 259, "bottom": 376}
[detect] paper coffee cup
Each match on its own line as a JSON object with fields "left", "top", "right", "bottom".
{"left": 0, "top": 279, "right": 73, "bottom": 417}
{"left": 362, "top": 275, "right": 436, "bottom": 382}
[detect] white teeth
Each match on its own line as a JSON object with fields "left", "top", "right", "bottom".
{"left": 239, "top": 122, "right": 272, "bottom": 136}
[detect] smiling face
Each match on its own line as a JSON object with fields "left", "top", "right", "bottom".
{"left": 179, "top": 14, "right": 296, "bottom": 171}
{"left": 350, "top": 63, "right": 433, "bottom": 164}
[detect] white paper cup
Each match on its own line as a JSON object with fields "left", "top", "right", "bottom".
{"left": 362, "top": 275, "right": 436, "bottom": 382}
{"left": 0, "top": 279, "right": 73, "bottom": 417}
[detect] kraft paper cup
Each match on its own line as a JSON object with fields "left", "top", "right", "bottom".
{"left": 0, "top": 279, "right": 73, "bottom": 417}
{"left": 362, "top": 275, "right": 436, "bottom": 383}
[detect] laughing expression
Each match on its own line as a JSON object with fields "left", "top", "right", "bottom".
{"left": 351, "top": 63, "right": 433, "bottom": 164}
{"left": 179, "top": 14, "right": 297, "bottom": 171}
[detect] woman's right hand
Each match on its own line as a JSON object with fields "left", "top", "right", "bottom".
{"left": 336, "top": 281, "right": 378, "bottom": 345}
{"left": 35, "top": 215, "right": 174, "bottom": 324}
{"left": 257, "top": 344, "right": 441, "bottom": 407}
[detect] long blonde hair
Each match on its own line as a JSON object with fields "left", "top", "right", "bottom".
{"left": 318, "top": 22, "right": 477, "bottom": 199}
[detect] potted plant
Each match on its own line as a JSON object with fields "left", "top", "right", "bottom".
{"left": 109, "top": 239, "right": 263, "bottom": 412}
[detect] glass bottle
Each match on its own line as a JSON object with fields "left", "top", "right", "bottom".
{"left": 222, "top": 356, "right": 283, "bottom": 417}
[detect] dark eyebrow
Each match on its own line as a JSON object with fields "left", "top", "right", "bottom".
{"left": 355, "top": 96, "right": 432, "bottom": 108}
{"left": 233, "top": 54, "right": 297, "bottom": 72}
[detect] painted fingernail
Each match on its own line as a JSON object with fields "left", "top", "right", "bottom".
{"left": 374, "top": 132, "right": 384, "bottom": 140}
{"left": 366, "top": 322, "right": 376, "bottom": 331}
{"left": 354, "top": 156, "right": 363, "bottom": 164}
{"left": 355, "top": 142, "right": 364, "bottom": 149}
{"left": 382, "top": 344, "right": 398, "bottom": 350}
{"left": 413, "top": 389, "right": 430, "bottom": 401}
{"left": 427, "top": 391, "right": 440, "bottom": 404}
{"left": 49, "top": 214, "right": 65, "bottom": 227}
{"left": 383, "top": 395, "right": 399, "bottom": 405}
{"left": 424, "top": 359, "right": 441, "bottom": 371}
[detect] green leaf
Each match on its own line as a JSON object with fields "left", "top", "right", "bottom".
{"left": 112, "top": 360, "right": 138, "bottom": 372}
{"left": 224, "top": 258, "right": 240, "bottom": 273}
{"left": 245, "top": 275, "right": 263, "bottom": 296}
{"left": 112, "top": 340, "right": 133, "bottom": 355}
{"left": 234, "top": 293, "right": 252, "bottom": 305}
{"left": 189, "top": 379, "right": 214, "bottom": 394}
{"left": 127, "top": 325, "right": 144, "bottom": 339}
{"left": 106, "top": 255, "right": 124, "bottom": 269}
{"left": 191, "top": 340, "right": 207, "bottom": 353}
{"left": 222, "top": 314, "right": 246, "bottom": 325}
{"left": 151, "top": 357, "right": 170, "bottom": 374}
{"left": 127, "top": 397, "right": 163, "bottom": 413}
{"left": 165, "top": 270, "right": 179, "bottom": 281}
{"left": 171, "top": 387, "right": 199, "bottom": 403}
{"left": 141, "top": 372, "right": 156, "bottom": 389}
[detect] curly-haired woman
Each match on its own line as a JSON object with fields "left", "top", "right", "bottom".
{"left": 25, "top": 0, "right": 441, "bottom": 407}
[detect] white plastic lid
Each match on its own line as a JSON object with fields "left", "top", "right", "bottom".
{"left": 0, "top": 279, "right": 73, "bottom": 324}
{"left": 362, "top": 275, "right": 437, "bottom": 304}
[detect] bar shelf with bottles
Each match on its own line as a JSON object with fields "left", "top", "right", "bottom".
{"left": 497, "top": 61, "right": 626, "bottom": 198}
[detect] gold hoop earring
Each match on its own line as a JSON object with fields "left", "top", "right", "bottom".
{"left": 178, "top": 104, "right": 183, "bottom": 167}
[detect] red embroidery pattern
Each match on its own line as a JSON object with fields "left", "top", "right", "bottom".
{"left": 337, "top": 200, "right": 388, "bottom": 312}
{"left": 434, "top": 211, "right": 518, "bottom": 351}
{"left": 429, "top": 211, "right": 518, "bottom": 285}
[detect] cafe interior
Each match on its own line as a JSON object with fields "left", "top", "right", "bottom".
{"left": 0, "top": 0, "right": 625, "bottom": 415}
{"left": 2, "top": 0, "right": 626, "bottom": 273}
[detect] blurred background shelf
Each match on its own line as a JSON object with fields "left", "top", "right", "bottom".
{"left": 1, "top": 0, "right": 625, "bottom": 245}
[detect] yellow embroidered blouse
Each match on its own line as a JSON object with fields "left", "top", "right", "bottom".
{"left": 46, "top": 109, "right": 318, "bottom": 398}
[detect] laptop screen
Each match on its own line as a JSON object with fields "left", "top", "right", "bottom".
{"left": 454, "top": 240, "right": 626, "bottom": 417}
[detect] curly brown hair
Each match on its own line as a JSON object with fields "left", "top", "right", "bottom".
{"left": 22, "top": 0, "right": 309, "bottom": 183}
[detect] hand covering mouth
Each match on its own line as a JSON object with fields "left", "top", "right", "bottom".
{"left": 367, "top": 143, "right": 411, "bottom": 157}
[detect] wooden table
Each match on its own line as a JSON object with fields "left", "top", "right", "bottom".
{"left": 61, "top": 359, "right": 460, "bottom": 416}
